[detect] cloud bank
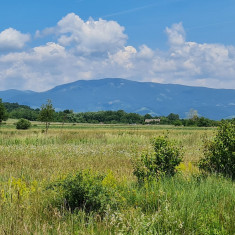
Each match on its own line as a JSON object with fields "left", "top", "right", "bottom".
{"left": 0, "top": 13, "right": 235, "bottom": 91}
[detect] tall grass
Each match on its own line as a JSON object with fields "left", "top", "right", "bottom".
{"left": 0, "top": 123, "right": 233, "bottom": 234}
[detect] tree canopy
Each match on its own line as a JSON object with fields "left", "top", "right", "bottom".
{"left": 39, "top": 100, "right": 55, "bottom": 133}
{"left": 0, "top": 99, "right": 8, "bottom": 124}
{"left": 1, "top": 101, "right": 226, "bottom": 127}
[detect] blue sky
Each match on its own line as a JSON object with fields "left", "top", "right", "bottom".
{"left": 0, "top": 0, "right": 235, "bottom": 91}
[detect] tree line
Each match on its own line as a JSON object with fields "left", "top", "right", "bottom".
{"left": 1, "top": 99, "right": 234, "bottom": 127}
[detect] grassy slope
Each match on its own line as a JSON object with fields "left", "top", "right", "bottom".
{"left": 0, "top": 122, "right": 234, "bottom": 234}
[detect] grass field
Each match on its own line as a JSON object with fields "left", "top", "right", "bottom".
{"left": 0, "top": 121, "right": 234, "bottom": 234}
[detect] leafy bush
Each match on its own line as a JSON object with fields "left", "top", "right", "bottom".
{"left": 16, "top": 118, "right": 31, "bottom": 130}
{"left": 133, "top": 136, "right": 183, "bottom": 183}
{"left": 199, "top": 121, "right": 235, "bottom": 179}
{"left": 49, "top": 170, "right": 120, "bottom": 214}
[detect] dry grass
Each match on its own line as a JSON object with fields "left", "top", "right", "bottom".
{"left": 0, "top": 123, "right": 214, "bottom": 182}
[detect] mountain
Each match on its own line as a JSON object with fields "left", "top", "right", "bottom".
{"left": 1, "top": 78, "right": 235, "bottom": 120}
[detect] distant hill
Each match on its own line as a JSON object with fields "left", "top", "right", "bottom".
{"left": 0, "top": 78, "right": 235, "bottom": 120}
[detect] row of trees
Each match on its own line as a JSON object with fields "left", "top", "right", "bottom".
{"left": 1, "top": 99, "right": 233, "bottom": 128}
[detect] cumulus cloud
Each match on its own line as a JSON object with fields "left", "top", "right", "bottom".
{"left": 0, "top": 14, "right": 235, "bottom": 91}
{"left": 165, "top": 22, "right": 185, "bottom": 46}
{"left": 0, "top": 28, "right": 30, "bottom": 51}
{"left": 38, "top": 13, "right": 127, "bottom": 55}
{"left": 109, "top": 46, "right": 137, "bottom": 69}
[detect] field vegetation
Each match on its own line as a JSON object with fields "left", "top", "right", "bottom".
{"left": 0, "top": 120, "right": 234, "bottom": 234}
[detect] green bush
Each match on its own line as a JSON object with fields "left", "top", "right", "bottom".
{"left": 199, "top": 121, "right": 235, "bottom": 179}
{"left": 133, "top": 136, "right": 183, "bottom": 183}
{"left": 49, "top": 170, "right": 120, "bottom": 214}
{"left": 16, "top": 118, "right": 31, "bottom": 130}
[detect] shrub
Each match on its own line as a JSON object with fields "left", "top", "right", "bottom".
{"left": 199, "top": 121, "right": 235, "bottom": 179}
{"left": 16, "top": 118, "right": 31, "bottom": 130}
{"left": 133, "top": 136, "right": 183, "bottom": 183}
{"left": 48, "top": 170, "right": 120, "bottom": 214}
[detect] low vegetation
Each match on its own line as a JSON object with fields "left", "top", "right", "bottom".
{"left": 0, "top": 118, "right": 234, "bottom": 234}
{"left": 199, "top": 121, "right": 235, "bottom": 179}
{"left": 49, "top": 170, "right": 120, "bottom": 214}
{"left": 16, "top": 118, "right": 31, "bottom": 130}
{"left": 133, "top": 135, "right": 182, "bottom": 183}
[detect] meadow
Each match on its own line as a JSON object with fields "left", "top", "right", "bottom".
{"left": 0, "top": 121, "right": 234, "bottom": 234}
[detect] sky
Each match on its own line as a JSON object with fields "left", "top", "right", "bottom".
{"left": 0, "top": 0, "right": 235, "bottom": 91}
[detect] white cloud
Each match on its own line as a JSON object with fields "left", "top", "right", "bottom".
{"left": 109, "top": 46, "right": 137, "bottom": 69}
{"left": 0, "top": 28, "right": 30, "bottom": 51}
{"left": 0, "top": 15, "right": 235, "bottom": 91}
{"left": 39, "top": 13, "right": 127, "bottom": 55}
{"left": 165, "top": 22, "right": 185, "bottom": 46}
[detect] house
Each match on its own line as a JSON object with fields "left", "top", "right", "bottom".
{"left": 145, "top": 118, "right": 161, "bottom": 123}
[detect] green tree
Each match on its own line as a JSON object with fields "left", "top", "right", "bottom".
{"left": 39, "top": 100, "right": 55, "bottom": 133}
{"left": 167, "top": 113, "right": 180, "bottom": 122}
{"left": 197, "top": 117, "right": 211, "bottom": 127}
{"left": 144, "top": 113, "right": 153, "bottom": 120}
{"left": 0, "top": 99, "right": 8, "bottom": 124}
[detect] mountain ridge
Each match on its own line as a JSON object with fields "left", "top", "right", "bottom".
{"left": 0, "top": 78, "right": 235, "bottom": 120}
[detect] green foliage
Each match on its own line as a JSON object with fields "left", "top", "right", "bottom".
{"left": 0, "top": 98, "right": 8, "bottom": 123}
{"left": 16, "top": 118, "right": 31, "bottom": 130}
{"left": 76, "top": 110, "right": 144, "bottom": 124}
{"left": 1, "top": 101, "right": 220, "bottom": 126}
{"left": 174, "top": 120, "right": 182, "bottom": 126}
{"left": 199, "top": 121, "right": 235, "bottom": 179}
{"left": 49, "top": 170, "right": 120, "bottom": 214}
{"left": 144, "top": 113, "right": 153, "bottom": 119}
{"left": 182, "top": 117, "right": 218, "bottom": 127}
{"left": 133, "top": 136, "right": 183, "bottom": 183}
{"left": 4, "top": 102, "right": 39, "bottom": 121}
{"left": 167, "top": 113, "right": 179, "bottom": 121}
{"left": 0, "top": 125, "right": 234, "bottom": 234}
{"left": 39, "top": 100, "right": 55, "bottom": 133}
{"left": 197, "top": 117, "right": 212, "bottom": 127}
{"left": 113, "top": 175, "right": 235, "bottom": 234}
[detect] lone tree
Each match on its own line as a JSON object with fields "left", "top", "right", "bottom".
{"left": 39, "top": 99, "right": 55, "bottom": 133}
{"left": 0, "top": 99, "right": 8, "bottom": 124}
{"left": 187, "top": 108, "right": 198, "bottom": 121}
